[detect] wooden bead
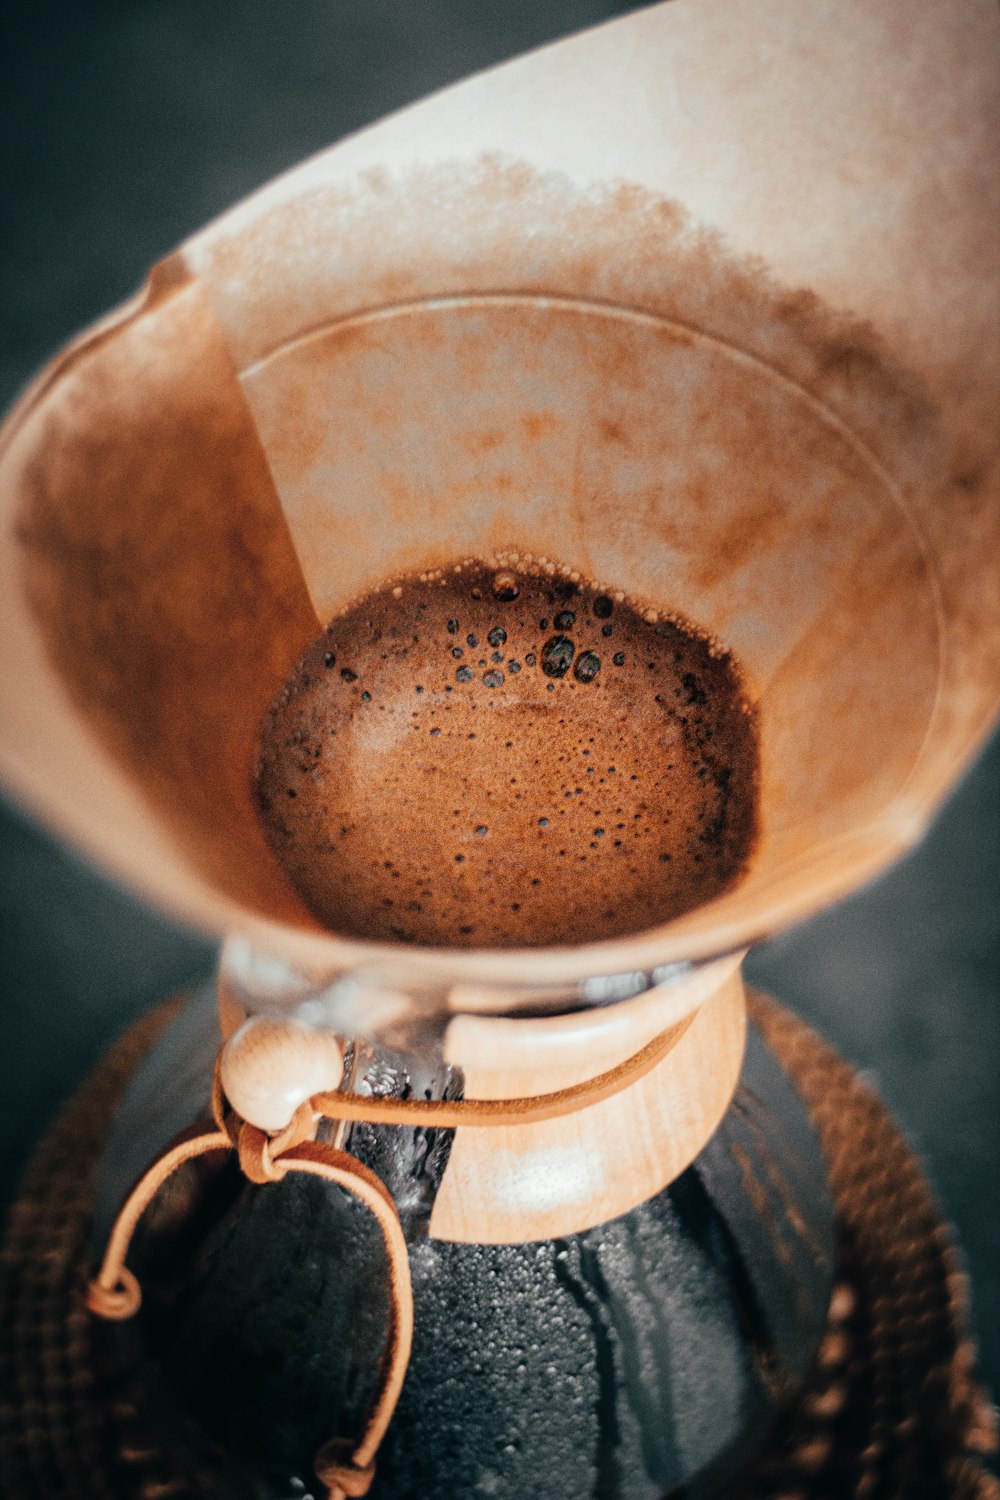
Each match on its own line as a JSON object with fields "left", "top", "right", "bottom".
{"left": 220, "top": 1016, "right": 344, "bottom": 1133}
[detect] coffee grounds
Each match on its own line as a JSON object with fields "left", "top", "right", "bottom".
{"left": 254, "top": 564, "right": 758, "bottom": 948}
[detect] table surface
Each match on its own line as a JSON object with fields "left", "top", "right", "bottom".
{"left": 1, "top": 0, "right": 997, "bottom": 1438}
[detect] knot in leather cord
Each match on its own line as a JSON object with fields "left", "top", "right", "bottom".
{"left": 314, "top": 1439, "right": 376, "bottom": 1497}
{"left": 237, "top": 1122, "right": 288, "bottom": 1184}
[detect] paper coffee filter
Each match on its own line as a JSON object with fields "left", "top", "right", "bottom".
{"left": 0, "top": 0, "right": 997, "bottom": 988}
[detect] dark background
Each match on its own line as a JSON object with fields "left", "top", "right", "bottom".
{"left": 1, "top": 0, "right": 998, "bottom": 1431}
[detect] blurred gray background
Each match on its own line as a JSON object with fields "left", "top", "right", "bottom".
{"left": 1, "top": 0, "right": 998, "bottom": 1432}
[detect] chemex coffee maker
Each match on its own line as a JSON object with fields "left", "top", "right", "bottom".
{"left": 1, "top": 3, "right": 997, "bottom": 1497}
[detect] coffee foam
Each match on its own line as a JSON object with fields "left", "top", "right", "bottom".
{"left": 255, "top": 564, "right": 758, "bottom": 948}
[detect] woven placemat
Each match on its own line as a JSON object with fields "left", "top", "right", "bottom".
{"left": 1, "top": 991, "right": 997, "bottom": 1499}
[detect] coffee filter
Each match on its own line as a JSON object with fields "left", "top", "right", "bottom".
{"left": 1, "top": 0, "right": 998, "bottom": 987}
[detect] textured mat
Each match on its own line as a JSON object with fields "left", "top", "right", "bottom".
{"left": 1, "top": 992, "right": 996, "bottom": 1499}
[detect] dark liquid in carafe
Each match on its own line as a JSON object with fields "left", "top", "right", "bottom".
{"left": 254, "top": 563, "right": 759, "bottom": 947}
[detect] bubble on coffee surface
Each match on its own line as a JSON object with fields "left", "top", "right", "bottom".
{"left": 254, "top": 562, "right": 759, "bottom": 948}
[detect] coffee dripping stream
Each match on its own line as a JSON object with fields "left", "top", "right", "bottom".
{"left": 1, "top": 2, "right": 997, "bottom": 1496}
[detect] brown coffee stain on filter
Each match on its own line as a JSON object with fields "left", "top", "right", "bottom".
{"left": 255, "top": 566, "right": 759, "bottom": 948}
{"left": 6, "top": 277, "right": 320, "bottom": 924}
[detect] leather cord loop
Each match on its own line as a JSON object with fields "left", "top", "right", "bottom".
{"left": 84, "top": 1264, "right": 142, "bottom": 1321}
{"left": 89, "top": 1011, "right": 692, "bottom": 1496}
{"left": 88, "top": 1126, "right": 413, "bottom": 1500}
